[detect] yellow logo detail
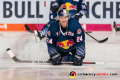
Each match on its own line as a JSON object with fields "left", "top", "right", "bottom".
{"left": 62, "top": 40, "right": 70, "bottom": 49}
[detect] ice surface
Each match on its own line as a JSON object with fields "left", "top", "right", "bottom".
{"left": 0, "top": 31, "right": 120, "bottom": 80}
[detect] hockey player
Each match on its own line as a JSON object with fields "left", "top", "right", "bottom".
{"left": 34, "top": 0, "right": 87, "bottom": 42}
{"left": 113, "top": 21, "right": 120, "bottom": 32}
{"left": 47, "top": 8, "right": 85, "bottom": 65}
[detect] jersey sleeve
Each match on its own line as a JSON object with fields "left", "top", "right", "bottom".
{"left": 74, "top": 23, "right": 85, "bottom": 56}
{"left": 47, "top": 24, "right": 58, "bottom": 55}
{"left": 78, "top": 0, "right": 87, "bottom": 15}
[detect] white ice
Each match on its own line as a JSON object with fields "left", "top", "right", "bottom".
{"left": 0, "top": 31, "right": 120, "bottom": 80}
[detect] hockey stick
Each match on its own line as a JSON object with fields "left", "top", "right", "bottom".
{"left": 25, "top": 24, "right": 92, "bottom": 33}
{"left": 86, "top": 31, "right": 92, "bottom": 33}
{"left": 6, "top": 48, "right": 106, "bottom": 64}
{"left": 24, "top": 24, "right": 34, "bottom": 33}
{"left": 84, "top": 31, "right": 108, "bottom": 43}
{"left": 24, "top": 24, "right": 107, "bottom": 43}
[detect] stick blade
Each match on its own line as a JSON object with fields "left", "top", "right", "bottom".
{"left": 6, "top": 48, "right": 15, "bottom": 58}
{"left": 98, "top": 37, "right": 108, "bottom": 43}
{"left": 6, "top": 48, "right": 21, "bottom": 62}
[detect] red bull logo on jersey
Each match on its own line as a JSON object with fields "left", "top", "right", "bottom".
{"left": 61, "top": 2, "right": 77, "bottom": 11}
{"left": 47, "top": 31, "right": 51, "bottom": 36}
{"left": 57, "top": 40, "right": 75, "bottom": 49}
{"left": 77, "top": 29, "right": 81, "bottom": 34}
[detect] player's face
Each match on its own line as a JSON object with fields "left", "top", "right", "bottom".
{"left": 59, "top": 16, "right": 69, "bottom": 28}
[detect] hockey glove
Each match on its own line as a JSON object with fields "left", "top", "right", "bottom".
{"left": 73, "top": 54, "right": 84, "bottom": 66}
{"left": 50, "top": 53, "right": 61, "bottom": 65}
{"left": 51, "top": 5, "right": 59, "bottom": 14}
{"left": 73, "top": 13, "right": 83, "bottom": 21}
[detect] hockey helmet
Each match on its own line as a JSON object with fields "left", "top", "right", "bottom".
{"left": 57, "top": 8, "right": 70, "bottom": 19}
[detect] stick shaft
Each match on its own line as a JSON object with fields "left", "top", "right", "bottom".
{"left": 7, "top": 48, "right": 97, "bottom": 64}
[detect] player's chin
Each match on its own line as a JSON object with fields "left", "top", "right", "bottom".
{"left": 62, "top": 22, "right": 67, "bottom": 25}
{"left": 62, "top": 24, "right": 67, "bottom": 27}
